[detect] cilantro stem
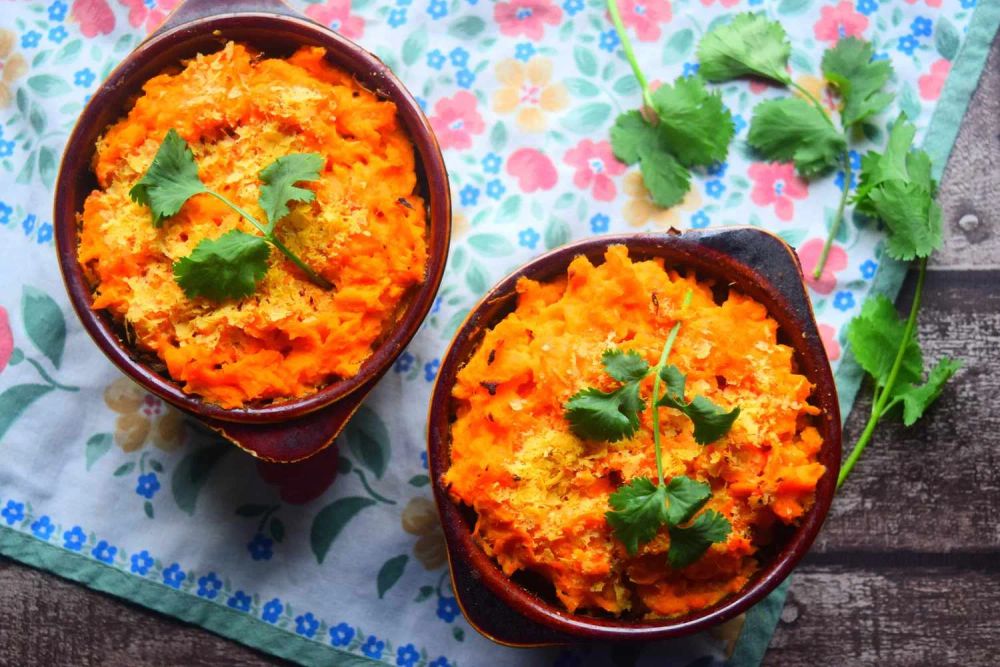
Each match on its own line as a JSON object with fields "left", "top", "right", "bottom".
{"left": 607, "top": 0, "right": 653, "bottom": 111}
{"left": 837, "top": 257, "right": 926, "bottom": 487}
{"left": 206, "top": 190, "right": 333, "bottom": 290}
{"left": 813, "top": 154, "right": 854, "bottom": 280}
{"left": 788, "top": 81, "right": 836, "bottom": 130}
{"left": 650, "top": 290, "right": 693, "bottom": 486}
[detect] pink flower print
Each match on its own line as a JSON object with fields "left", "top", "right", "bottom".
{"left": 507, "top": 148, "right": 558, "bottom": 192}
{"left": 813, "top": 1, "right": 869, "bottom": 45}
{"left": 904, "top": 0, "right": 942, "bottom": 6}
{"left": 615, "top": 0, "right": 672, "bottom": 42}
{"left": 919, "top": 59, "right": 951, "bottom": 101}
{"left": 71, "top": 0, "right": 116, "bottom": 37}
{"left": 0, "top": 306, "right": 12, "bottom": 374}
{"left": 429, "top": 91, "right": 485, "bottom": 151}
{"left": 748, "top": 162, "right": 808, "bottom": 222}
{"left": 797, "top": 238, "right": 847, "bottom": 295}
{"left": 494, "top": 0, "right": 562, "bottom": 41}
{"left": 564, "top": 140, "right": 626, "bottom": 202}
{"left": 819, "top": 324, "right": 841, "bottom": 361}
{"left": 305, "top": 0, "right": 364, "bottom": 40}
{"left": 700, "top": 0, "right": 740, "bottom": 7}
{"left": 119, "top": 0, "right": 180, "bottom": 34}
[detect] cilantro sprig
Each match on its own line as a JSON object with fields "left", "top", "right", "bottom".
{"left": 836, "top": 115, "right": 960, "bottom": 486}
{"left": 606, "top": 0, "right": 734, "bottom": 208}
{"left": 130, "top": 129, "right": 332, "bottom": 300}
{"left": 564, "top": 291, "right": 737, "bottom": 566}
{"left": 697, "top": 16, "right": 893, "bottom": 279}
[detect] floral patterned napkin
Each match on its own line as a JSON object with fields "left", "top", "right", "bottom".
{"left": 0, "top": 0, "right": 993, "bottom": 666}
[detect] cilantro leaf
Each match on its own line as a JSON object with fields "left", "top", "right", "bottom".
{"left": 258, "top": 153, "right": 324, "bottom": 230}
{"left": 565, "top": 383, "right": 645, "bottom": 442}
{"left": 846, "top": 295, "right": 924, "bottom": 389}
{"left": 664, "top": 475, "right": 712, "bottom": 526}
{"left": 697, "top": 13, "right": 791, "bottom": 85}
{"left": 747, "top": 98, "right": 847, "bottom": 177}
{"left": 821, "top": 37, "right": 894, "bottom": 129}
{"left": 638, "top": 145, "right": 691, "bottom": 208}
{"left": 606, "top": 477, "right": 669, "bottom": 555}
{"left": 657, "top": 365, "right": 740, "bottom": 444}
{"left": 610, "top": 110, "right": 663, "bottom": 165}
{"left": 173, "top": 230, "right": 271, "bottom": 301}
{"left": 667, "top": 509, "right": 732, "bottom": 569}
{"left": 895, "top": 358, "right": 961, "bottom": 426}
{"left": 602, "top": 349, "right": 650, "bottom": 383}
{"left": 129, "top": 129, "right": 206, "bottom": 227}
{"left": 866, "top": 180, "right": 943, "bottom": 261}
{"left": 854, "top": 115, "right": 935, "bottom": 208}
{"left": 649, "top": 76, "right": 734, "bottom": 167}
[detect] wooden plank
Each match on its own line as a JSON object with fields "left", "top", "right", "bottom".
{"left": 765, "top": 563, "right": 1000, "bottom": 666}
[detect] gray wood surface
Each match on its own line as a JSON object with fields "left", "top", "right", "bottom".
{"left": 1, "top": 28, "right": 998, "bottom": 667}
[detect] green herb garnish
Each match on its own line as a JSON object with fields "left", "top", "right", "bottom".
{"left": 129, "top": 129, "right": 332, "bottom": 300}
{"left": 564, "top": 290, "right": 736, "bottom": 566}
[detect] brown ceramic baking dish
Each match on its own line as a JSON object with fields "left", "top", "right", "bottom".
{"left": 53, "top": 0, "right": 450, "bottom": 462}
{"left": 427, "top": 228, "right": 840, "bottom": 644}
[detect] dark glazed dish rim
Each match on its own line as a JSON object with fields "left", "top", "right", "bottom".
{"left": 53, "top": 4, "right": 451, "bottom": 424}
{"left": 426, "top": 229, "right": 841, "bottom": 643}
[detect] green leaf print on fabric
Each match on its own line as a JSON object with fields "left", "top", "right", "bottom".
{"left": 27, "top": 74, "right": 71, "bottom": 98}
{"left": 85, "top": 433, "right": 113, "bottom": 470}
{"left": 343, "top": 406, "right": 391, "bottom": 479}
{"left": 171, "top": 442, "right": 230, "bottom": 515}
{"left": 544, "top": 218, "right": 571, "bottom": 250}
{"left": 935, "top": 17, "right": 960, "bottom": 60}
{"left": 574, "top": 45, "right": 598, "bottom": 77}
{"left": 0, "top": 384, "right": 53, "bottom": 442}
{"left": 662, "top": 28, "right": 694, "bottom": 65}
{"left": 447, "top": 16, "right": 485, "bottom": 39}
{"left": 468, "top": 233, "right": 515, "bottom": 257}
{"left": 22, "top": 286, "right": 66, "bottom": 369}
{"left": 311, "top": 496, "right": 378, "bottom": 564}
{"left": 402, "top": 26, "right": 428, "bottom": 66}
{"left": 560, "top": 103, "right": 612, "bottom": 134}
{"left": 377, "top": 554, "right": 409, "bottom": 598}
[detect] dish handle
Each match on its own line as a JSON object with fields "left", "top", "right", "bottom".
{"left": 153, "top": 0, "right": 299, "bottom": 37}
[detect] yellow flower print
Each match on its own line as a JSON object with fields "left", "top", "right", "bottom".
{"left": 103, "top": 377, "right": 184, "bottom": 452}
{"left": 622, "top": 171, "right": 702, "bottom": 229}
{"left": 493, "top": 57, "right": 568, "bottom": 133}
{"left": 794, "top": 74, "right": 838, "bottom": 112}
{"left": 0, "top": 29, "right": 28, "bottom": 109}
{"left": 452, "top": 211, "right": 469, "bottom": 239}
{"left": 402, "top": 497, "right": 447, "bottom": 570}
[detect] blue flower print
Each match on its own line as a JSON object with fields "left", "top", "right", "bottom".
{"left": 427, "top": 0, "right": 447, "bottom": 19}
{"left": 733, "top": 114, "right": 747, "bottom": 134}
{"left": 48, "top": 1, "right": 68, "bottom": 22}
{"left": 227, "top": 591, "right": 252, "bottom": 612}
{"left": 485, "top": 179, "right": 505, "bottom": 200}
{"left": 834, "top": 150, "right": 861, "bottom": 191}
{"left": 91, "top": 540, "right": 117, "bottom": 564}
{"left": 162, "top": 563, "right": 186, "bottom": 589}
{"left": 833, "top": 291, "right": 856, "bottom": 312}
{"left": 431, "top": 295, "right": 443, "bottom": 314}
{"left": 397, "top": 644, "right": 420, "bottom": 667}
{"left": 436, "top": 596, "right": 460, "bottom": 622}
{"left": 456, "top": 69, "right": 475, "bottom": 89}
{"left": 415, "top": 96, "right": 427, "bottom": 111}
{"left": 682, "top": 62, "right": 700, "bottom": 77}
{"left": 424, "top": 359, "right": 439, "bottom": 382}
{"left": 459, "top": 184, "right": 480, "bottom": 206}
{"left": 449, "top": 47, "right": 469, "bottom": 68}
{"left": 872, "top": 51, "right": 890, "bottom": 62}
{"left": 910, "top": 17, "right": 932, "bottom": 37}
{"left": 397, "top": 0, "right": 413, "bottom": 6}
{"left": 22, "top": 214, "right": 35, "bottom": 235}
{"left": 961, "top": 0, "right": 976, "bottom": 7}
{"left": 897, "top": 35, "right": 919, "bottom": 56}
{"left": 31, "top": 516, "right": 55, "bottom": 540}
{"left": 63, "top": 526, "right": 86, "bottom": 551}
{"left": 261, "top": 598, "right": 283, "bottom": 623}
{"left": 361, "top": 635, "right": 385, "bottom": 660}
{"left": 427, "top": 49, "right": 446, "bottom": 70}
{"left": 748, "top": 0, "right": 763, "bottom": 5}
{"left": 37, "top": 223, "right": 53, "bottom": 245}
{"left": 0, "top": 201, "right": 11, "bottom": 224}
{"left": 197, "top": 572, "right": 223, "bottom": 599}
{"left": 21, "top": 31, "right": 41, "bottom": 48}
{"left": 1, "top": 500, "right": 24, "bottom": 525}
{"left": 247, "top": 533, "right": 274, "bottom": 561}
{"left": 590, "top": 213, "right": 609, "bottom": 233}
{"left": 514, "top": 43, "right": 536, "bottom": 62}
{"left": 691, "top": 211, "right": 710, "bottom": 229}
{"left": 74, "top": 68, "right": 95, "bottom": 87}
{"left": 388, "top": 8, "right": 407, "bottom": 27}
{"left": 295, "top": 612, "right": 320, "bottom": 638}
{"left": 0, "top": 139, "right": 14, "bottom": 158}
{"left": 482, "top": 152, "right": 502, "bottom": 174}
{"left": 860, "top": 259, "right": 878, "bottom": 279}
{"left": 599, "top": 29, "right": 619, "bottom": 53}
{"left": 48, "top": 26, "right": 68, "bottom": 44}
{"left": 705, "top": 179, "right": 725, "bottom": 199}
{"left": 135, "top": 472, "right": 160, "bottom": 499}
{"left": 518, "top": 228, "right": 540, "bottom": 249}
{"left": 707, "top": 161, "right": 728, "bottom": 178}
{"left": 420, "top": 450, "right": 428, "bottom": 470}
{"left": 131, "top": 550, "right": 154, "bottom": 575}
{"left": 395, "top": 351, "right": 415, "bottom": 374}
{"left": 329, "top": 622, "right": 355, "bottom": 647}
{"left": 856, "top": 0, "right": 878, "bottom": 15}
{"left": 562, "top": 0, "right": 584, "bottom": 16}
{"left": 429, "top": 658, "right": 451, "bottom": 667}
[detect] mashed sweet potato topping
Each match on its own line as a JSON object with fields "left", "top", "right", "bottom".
{"left": 444, "top": 246, "right": 825, "bottom": 618}
{"left": 78, "top": 42, "right": 427, "bottom": 408}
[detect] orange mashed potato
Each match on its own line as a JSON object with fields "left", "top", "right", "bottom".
{"left": 78, "top": 42, "right": 427, "bottom": 408}
{"left": 444, "top": 246, "right": 825, "bottom": 618}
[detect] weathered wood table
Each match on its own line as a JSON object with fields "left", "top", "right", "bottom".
{"left": 1, "top": 32, "right": 997, "bottom": 667}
